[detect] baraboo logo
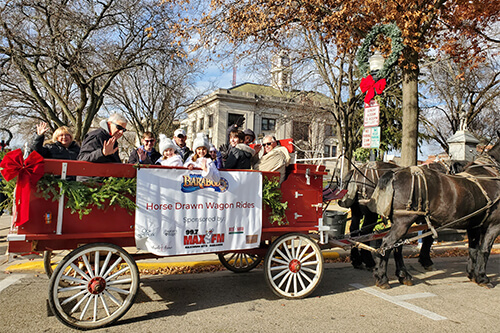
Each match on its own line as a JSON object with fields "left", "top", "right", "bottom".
{"left": 181, "top": 174, "right": 229, "bottom": 193}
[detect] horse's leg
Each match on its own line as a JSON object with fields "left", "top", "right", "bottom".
{"left": 474, "top": 225, "right": 500, "bottom": 287}
{"left": 466, "top": 228, "right": 480, "bottom": 281}
{"left": 418, "top": 233, "right": 434, "bottom": 270}
{"left": 360, "top": 210, "right": 377, "bottom": 270}
{"left": 350, "top": 200, "right": 364, "bottom": 269}
{"left": 393, "top": 245, "right": 413, "bottom": 286}
{"left": 373, "top": 215, "right": 416, "bottom": 289}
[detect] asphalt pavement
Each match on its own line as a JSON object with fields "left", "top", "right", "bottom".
{"left": 0, "top": 212, "right": 484, "bottom": 274}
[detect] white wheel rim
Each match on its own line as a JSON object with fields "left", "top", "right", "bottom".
{"left": 224, "top": 253, "right": 260, "bottom": 269}
{"left": 50, "top": 245, "right": 139, "bottom": 328}
{"left": 266, "top": 235, "right": 323, "bottom": 298}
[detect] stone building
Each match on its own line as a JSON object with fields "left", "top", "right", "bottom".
{"left": 181, "top": 54, "right": 339, "bottom": 162}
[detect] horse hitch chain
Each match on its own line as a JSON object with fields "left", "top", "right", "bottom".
{"left": 377, "top": 239, "right": 411, "bottom": 257}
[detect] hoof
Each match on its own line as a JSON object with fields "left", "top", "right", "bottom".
{"left": 422, "top": 264, "right": 434, "bottom": 271}
{"left": 402, "top": 279, "right": 414, "bottom": 286}
{"left": 352, "top": 263, "right": 364, "bottom": 270}
{"left": 365, "top": 266, "right": 375, "bottom": 272}
{"left": 479, "top": 282, "right": 494, "bottom": 289}
{"left": 376, "top": 281, "right": 391, "bottom": 289}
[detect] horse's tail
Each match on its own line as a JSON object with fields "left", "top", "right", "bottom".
{"left": 367, "top": 170, "right": 394, "bottom": 218}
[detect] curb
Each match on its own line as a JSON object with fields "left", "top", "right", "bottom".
{"left": 3, "top": 251, "right": 342, "bottom": 273}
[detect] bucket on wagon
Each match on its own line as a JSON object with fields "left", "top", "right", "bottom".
{"left": 324, "top": 211, "right": 347, "bottom": 238}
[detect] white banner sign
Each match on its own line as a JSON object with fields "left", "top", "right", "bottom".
{"left": 135, "top": 168, "right": 262, "bottom": 256}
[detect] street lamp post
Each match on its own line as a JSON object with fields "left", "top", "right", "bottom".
{"left": 368, "top": 51, "right": 384, "bottom": 161}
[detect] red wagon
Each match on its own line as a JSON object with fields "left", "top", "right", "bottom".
{"left": 6, "top": 155, "right": 333, "bottom": 330}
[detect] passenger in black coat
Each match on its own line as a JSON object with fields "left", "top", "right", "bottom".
{"left": 223, "top": 130, "right": 255, "bottom": 170}
{"left": 30, "top": 122, "right": 80, "bottom": 160}
{"left": 77, "top": 115, "right": 127, "bottom": 164}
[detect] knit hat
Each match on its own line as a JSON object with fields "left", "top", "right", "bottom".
{"left": 159, "top": 134, "right": 176, "bottom": 153}
{"left": 192, "top": 133, "right": 210, "bottom": 151}
{"left": 209, "top": 144, "right": 217, "bottom": 152}
{"left": 243, "top": 129, "right": 256, "bottom": 142}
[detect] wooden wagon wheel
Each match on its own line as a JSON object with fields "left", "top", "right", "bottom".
{"left": 264, "top": 233, "right": 324, "bottom": 299}
{"left": 48, "top": 243, "right": 140, "bottom": 330}
{"left": 218, "top": 252, "right": 262, "bottom": 273}
{"left": 43, "top": 250, "right": 71, "bottom": 278}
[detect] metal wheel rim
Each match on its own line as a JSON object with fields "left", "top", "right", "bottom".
{"left": 48, "top": 243, "right": 140, "bottom": 330}
{"left": 265, "top": 233, "right": 323, "bottom": 299}
{"left": 218, "top": 252, "right": 262, "bottom": 272}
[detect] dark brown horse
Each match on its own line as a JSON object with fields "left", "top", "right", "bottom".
{"left": 338, "top": 161, "right": 447, "bottom": 281}
{"left": 368, "top": 142, "right": 500, "bottom": 289}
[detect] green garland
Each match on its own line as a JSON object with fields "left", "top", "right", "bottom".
{"left": 36, "top": 175, "right": 137, "bottom": 219}
{"left": 262, "top": 177, "right": 288, "bottom": 225}
{"left": 356, "top": 23, "right": 405, "bottom": 79}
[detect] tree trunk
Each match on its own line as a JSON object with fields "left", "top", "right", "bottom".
{"left": 401, "top": 51, "right": 419, "bottom": 167}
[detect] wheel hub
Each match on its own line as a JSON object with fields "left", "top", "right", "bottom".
{"left": 288, "top": 259, "right": 301, "bottom": 273}
{"left": 88, "top": 276, "right": 106, "bottom": 294}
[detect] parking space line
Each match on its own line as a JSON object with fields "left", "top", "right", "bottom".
{"left": 0, "top": 274, "right": 27, "bottom": 293}
{"left": 350, "top": 283, "right": 447, "bottom": 321}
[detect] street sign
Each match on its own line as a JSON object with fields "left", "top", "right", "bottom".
{"left": 364, "top": 100, "right": 380, "bottom": 127}
{"left": 362, "top": 126, "right": 380, "bottom": 148}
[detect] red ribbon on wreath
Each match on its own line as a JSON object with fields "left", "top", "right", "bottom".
{"left": 0, "top": 149, "right": 45, "bottom": 226}
{"left": 360, "top": 75, "right": 387, "bottom": 104}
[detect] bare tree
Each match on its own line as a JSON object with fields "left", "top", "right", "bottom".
{"left": 0, "top": 0, "right": 182, "bottom": 141}
{"left": 421, "top": 53, "right": 500, "bottom": 152}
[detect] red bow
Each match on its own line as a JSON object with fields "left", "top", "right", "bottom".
{"left": 0, "top": 149, "right": 45, "bottom": 226}
{"left": 360, "top": 75, "right": 386, "bottom": 103}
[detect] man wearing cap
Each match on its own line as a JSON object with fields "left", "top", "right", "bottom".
{"left": 172, "top": 128, "right": 193, "bottom": 163}
{"left": 128, "top": 132, "right": 161, "bottom": 165}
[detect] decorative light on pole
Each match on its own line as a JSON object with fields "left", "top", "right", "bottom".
{"left": 369, "top": 51, "right": 385, "bottom": 80}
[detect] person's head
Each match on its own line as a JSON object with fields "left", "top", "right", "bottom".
{"left": 192, "top": 133, "right": 210, "bottom": 160}
{"left": 229, "top": 130, "right": 244, "bottom": 147}
{"left": 262, "top": 135, "right": 277, "bottom": 154}
{"left": 107, "top": 113, "right": 127, "bottom": 139}
{"left": 158, "top": 134, "right": 177, "bottom": 158}
{"left": 141, "top": 132, "right": 156, "bottom": 152}
{"left": 243, "top": 129, "right": 256, "bottom": 145}
{"left": 173, "top": 128, "right": 186, "bottom": 148}
{"left": 209, "top": 144, "right": 217, "bottom": 160}
{"left": 52, "top": 126, "right": 73, "bottom": 148}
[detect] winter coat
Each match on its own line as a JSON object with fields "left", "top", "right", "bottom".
{"left": 128, "top": 147, "right": 161, "bottom": 165}
{"left": 184, "top": 155, "right": 220, "bottom": 183}
{"left": 224, "top": 143, "right": 254, "bottom": 170}
{"left": 30, "top": 134, "right": 80, "bottom": 160}
{"left": 158, "top": 154, "right": 183, "bottom": 167}
{"left": 77, "top": 120, "right": 121, "bottom": 164}
{"left": 172, "top": 140, "right": 193, "bottom": 163}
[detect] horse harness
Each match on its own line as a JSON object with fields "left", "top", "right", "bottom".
{"left": 391, "top": 164, "right": 500, "bottom": 245}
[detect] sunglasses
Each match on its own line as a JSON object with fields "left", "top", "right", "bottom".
{"left": 263, "top": 142, "right": 274, "bottom": 147}
{"left": 113, "top": 123, "right": 127, "bottom": 132}
{"left": 144, "top": 139, "right": 155, "bottom": 143}
{"left": 177, "top": 135, "right": 185, "bottom": 139}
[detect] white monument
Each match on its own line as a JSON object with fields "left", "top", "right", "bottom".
{"left": 447, "top": 112, "right": 479, "bottom": 161}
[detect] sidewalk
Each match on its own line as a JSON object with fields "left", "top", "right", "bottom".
{"left": 0, "top": 213, "right": 481, "bottom": 274}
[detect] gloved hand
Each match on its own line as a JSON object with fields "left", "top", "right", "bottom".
{"left": 235, "top": 116, "right": 245, "bottom": 128}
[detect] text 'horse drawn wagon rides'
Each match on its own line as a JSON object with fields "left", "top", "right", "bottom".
{"left": 1, "top": 148, "right": 333, "bottom": 330}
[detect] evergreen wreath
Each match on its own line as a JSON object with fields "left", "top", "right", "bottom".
{"left": 356, "top": 23, "right": 405, "bottom": 79}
